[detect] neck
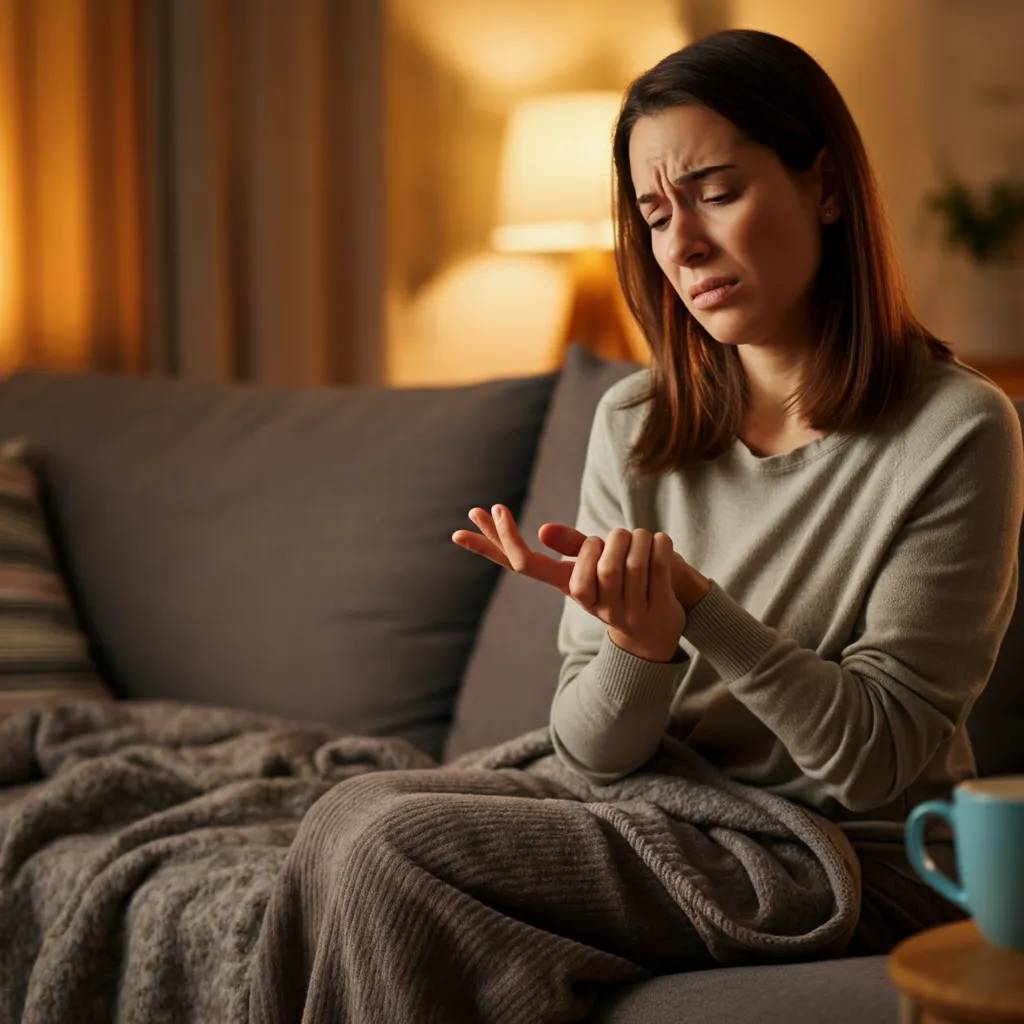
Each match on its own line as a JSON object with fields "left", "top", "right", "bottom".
{"left": 738, "top": 343, "right": 811, "bottom": 432}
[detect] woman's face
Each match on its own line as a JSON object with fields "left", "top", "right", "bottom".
{"left": 628, "top": 104, "right": 832, "bottom": 352}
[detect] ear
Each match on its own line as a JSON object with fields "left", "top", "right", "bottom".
{"left": 811, "top": 148, "right": 842, "bottom": 225}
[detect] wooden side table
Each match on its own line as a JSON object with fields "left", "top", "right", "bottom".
{"left": 888, "top": 919, "right": 1024, "bottom": 1023}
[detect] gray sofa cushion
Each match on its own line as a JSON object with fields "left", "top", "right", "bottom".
{"left": 0, "top": 370, "right": 556, "bottom": 761}
{"left": 589, "top": 955, "right": 896, "bottom": 1024}
{"left": 445, "top": 346, "right": 638, "bottom": 761}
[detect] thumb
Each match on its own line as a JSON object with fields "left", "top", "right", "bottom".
{"left": 537, "top": 522, "right": 588, "bottom": 558}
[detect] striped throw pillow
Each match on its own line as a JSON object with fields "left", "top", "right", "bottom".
{"left": 0, "top": 439, "right": 112, "bottom": 719}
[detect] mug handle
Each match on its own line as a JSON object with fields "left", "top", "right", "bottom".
{"left": 905, "top": 800, "right": 971, "bottom": 912}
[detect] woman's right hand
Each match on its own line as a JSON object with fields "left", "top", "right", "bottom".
{"left": 452, "top": 505, "right": 577, "bottom": 594}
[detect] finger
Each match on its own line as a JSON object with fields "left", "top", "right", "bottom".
{"left": 537, "top": 522, "right": 588, "bottom": 559}
{"left": 491, "top": 504, "right": 530, "bottom": 572}
{"left": 468, "top": 507, "right": 502, "bottom": 548}
{"left": 568, "top": 536, "right": 605, "bottom": 610}
{"left": 451, "top": 528, "right": 513, "bottom": 570}
{"left": 623, "top": 529, "right": 653, "bottom": 615}
{"left": 454, "top": 526, "right": 575, "bottom": 593}
{"left": 459, "top": 506, "right": 508, "bottom": 563}
{"left": 596, "top": 528, "right": 631, "bottom": 613}
{"left": 649, "top": 532, "right": 675, "bottom": 603}
{"left": 491, "top": 505, "right": 576, "bottom": 594}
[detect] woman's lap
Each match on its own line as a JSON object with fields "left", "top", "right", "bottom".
{"left": 253, "top": 767, "right": 949, "bottom": 1022}
{"left": 346, "top": 771, "right": 957, "bottom": 961}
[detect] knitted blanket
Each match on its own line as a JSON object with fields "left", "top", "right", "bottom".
{"left": 0, "top": 701, "right": 861, "bottom": 1024}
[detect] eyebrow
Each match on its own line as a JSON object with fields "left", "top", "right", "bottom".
{"left": 635, "top": 164, "right": 738, "bottom": 207}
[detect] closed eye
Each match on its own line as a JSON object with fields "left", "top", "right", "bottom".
{"left": 649, "top": 189, "right": 739, "bottom": 229}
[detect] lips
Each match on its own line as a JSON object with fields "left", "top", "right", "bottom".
{"left": 689, "top": 277, "right": 739, "bottom": 310}
{"left": 689, "top": 276, "right": 738, "bottom": 301}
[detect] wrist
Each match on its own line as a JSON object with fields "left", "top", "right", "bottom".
{"left": 607, "top": 627, "right": 680, "bottom": 664}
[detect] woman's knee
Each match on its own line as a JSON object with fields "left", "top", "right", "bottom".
{"left": 298, "top": 772, "right": 436, "bottom": 863}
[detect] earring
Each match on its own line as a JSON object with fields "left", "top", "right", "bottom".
{"left": 824, "top": 208, "right": 835, "bottom": 220}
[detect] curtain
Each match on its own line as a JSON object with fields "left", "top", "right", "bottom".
{"left": 0, "top": 0, "right": 144, "bottom": 374}
{"left": 0, "top": 0, "right": 384, "bottom": 385}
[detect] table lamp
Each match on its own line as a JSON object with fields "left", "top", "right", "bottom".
{"left": 490, "top": 91, "right": 646, "bottom": 368}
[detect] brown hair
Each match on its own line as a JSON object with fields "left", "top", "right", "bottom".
{"left": 612, "top": 29, "right": 952, "bottom": 472}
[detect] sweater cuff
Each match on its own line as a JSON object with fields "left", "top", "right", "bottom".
{"left": 682, "top": 580, "right": 777, "bottom": 680}
{"left": 590, "top": 630, "right": 689, "bottom": 709}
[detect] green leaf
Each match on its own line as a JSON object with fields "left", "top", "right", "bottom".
{"left": 927, "top": 176, "right": 1024, "bottom": 263}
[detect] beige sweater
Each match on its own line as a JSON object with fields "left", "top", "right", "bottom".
{"left": 550, "top": 358, "right": 1023, "bottom": 875}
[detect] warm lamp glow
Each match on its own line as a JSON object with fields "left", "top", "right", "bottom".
{"left": 391, "top": 0, "right": 687, "bottom": 94}
{"left": 492, "top": 219, "right": 615, "bottom": 254}
{"left": 491, "top": 92, "right": 622, "bottom": 254}
{"left": 389, "top": 253, "right": 573, "bottom": 385}
{"left": 391, "top": 0, "right": 605, "bottom": 92}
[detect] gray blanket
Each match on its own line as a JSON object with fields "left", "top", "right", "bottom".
{"left": 0, "top": 701, "right": 861, "bottom": 1024}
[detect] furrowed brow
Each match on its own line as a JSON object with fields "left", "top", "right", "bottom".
{"left": 635, "top": 164, "right": 737, "bottom": 207}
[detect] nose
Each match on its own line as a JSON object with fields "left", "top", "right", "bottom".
{"left": 665, "top": 208, "right": 710, "bottom": 267}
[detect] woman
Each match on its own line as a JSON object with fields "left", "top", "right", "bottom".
{"left": 454, "top": 30, "right": 1021, "bottom": 951}
{"left": 253, "top": 30, "right": 1022, "bottom": 1024}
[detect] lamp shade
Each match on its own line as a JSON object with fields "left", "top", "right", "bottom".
{"left": 491, "top": 91, "right": 622, "bottom": 253}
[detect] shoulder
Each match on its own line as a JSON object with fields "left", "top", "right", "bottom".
{"left": 599, "top": 366, "right": 652, "bottom": 405}
{"left": 897, "top": 359, "right": 1022, "bottom": 458}
{"left": 593, "top": 368, "right": 652, "bottom": 443}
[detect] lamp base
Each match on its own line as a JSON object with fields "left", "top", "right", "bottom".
{"left": 551, "top": 249, "right": 647, "bottom": 368}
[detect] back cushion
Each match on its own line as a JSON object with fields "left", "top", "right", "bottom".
{"left": 445, "top": 346, "right": 638, "bottom": 760}
{"left": 0, "top": 370, "right": 555, "bottom": 761}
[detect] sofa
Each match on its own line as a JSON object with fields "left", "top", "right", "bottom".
{"left": 0, "top": 343, "right": 1020, "bottom": 1023}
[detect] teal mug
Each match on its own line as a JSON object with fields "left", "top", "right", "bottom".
{"left": 905, "top": 776, "right": 1024, "bottom": 949}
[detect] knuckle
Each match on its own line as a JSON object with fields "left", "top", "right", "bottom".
{"left": 507, "top": 551, "right": 527, "bottom": 572}
{"left": 625, "top": 548, "right": 647, "bottom": 571}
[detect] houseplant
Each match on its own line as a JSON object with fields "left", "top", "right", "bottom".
{"left": 927, "top": 175, "right": 1024, "bottom": 360}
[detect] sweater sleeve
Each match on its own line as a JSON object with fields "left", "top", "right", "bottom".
{"left": 683, "top": 399, "right": 1024, "bottom": 813}
{"left": 549, "top": 388, "right": 690, "bottom": 784}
